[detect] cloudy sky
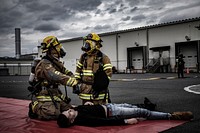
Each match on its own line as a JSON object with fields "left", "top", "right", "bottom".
{"left": 0, "top": 0, "right": 200, "bottom": 57}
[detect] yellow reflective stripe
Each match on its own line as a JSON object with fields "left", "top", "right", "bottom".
{"left": 55, "top": 71, "right": 60, "bottom": 75}
{"left": 60, "top": 94, "right": 65, "bottom": 100}
{"left": 82, "top": 73, "right": 93, "bottom": 76}
{"left": 74, "top": 72, "right": 81, "bottom": 77}
{"left": 75, "top": 75, "right": 81, "bottom": 78}
{"left": 75, "top": 72, "right": 80, "bottom": 75}
{"left": 54, "top": 96, "right": 62, "bottom": 101}
{"left": 66, "top": 77, "right": 74, "bottom": 86}
{"left": 75, "top": 75, "right": 81, "bottom": 79}
{"left": 65, "top": 70, "right": 70, "bottom": 73}
{"left": 108, "top": 76, "right": 111, "bottom": 80}
{"left": 82, "top": 70, "right": 93, "bottom": 76}
{"left": 77, "top": 61, "right": 83, "bottom": 66}
{"left": 75, "top": 72, "right": 81, "bottom": 79}
{"left": 103, "top": 64, "right": 112, "bottom": 70}
{"left": 83, "top": 70, "right": 93, "bottom": 73}
{"left": 77, "top": 62, "right": 83, "bottom": 68}
{"left": 36, "top": 96, "right": 62, "bottom": 102}
{"left": 32, "top": 101, "right": 38, "bottom": 113}
{"left": 103, "top": 64, "right": 112, "bottom": 68}
{"left": 65, "top": 70, "right": 71, "bottom": 74}
{"left": 79, "top": 93, "right": 108, "bottom": 100}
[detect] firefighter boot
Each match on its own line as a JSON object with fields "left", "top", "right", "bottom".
{"left": 28, "top": 102, "right": 38, "bottom": 119}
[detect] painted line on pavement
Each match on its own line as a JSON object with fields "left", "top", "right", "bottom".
{"left": 184, "top": 85, "right": 200, "bottom": 94}
{"left": 111, "top": 77, "right": 177, "bottom": 81}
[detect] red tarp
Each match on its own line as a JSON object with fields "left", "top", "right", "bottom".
{"left": 0, "top": 97, "right": 186, "bottom": 133}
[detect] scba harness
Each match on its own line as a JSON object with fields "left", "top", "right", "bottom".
{"left": 79, "top": 51, "right": 111, "bottom": 101}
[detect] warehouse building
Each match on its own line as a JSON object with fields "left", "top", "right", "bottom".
{"left": 49, "top": 17, "right": 200, "bottom": 73}
{"left": 3, "top": 17, "right": 199, "bottom": 75}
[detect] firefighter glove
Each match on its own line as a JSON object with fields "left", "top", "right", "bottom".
{"left": 67, "top": 77, "right": 78, "bottom": 87}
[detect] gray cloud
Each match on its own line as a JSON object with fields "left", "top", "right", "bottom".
{"left": 159, "top": 1, "right": 200, "bottom": 23}
{"left": 34, "top": 23, "right": 61, "bottom": 32}
{"left": 132, "top": 15, "right": 146, "bottom": 21}
{"left": 0, "top": 0, "right": 200, "bottom": 57}
{"left": 130, "top": 7, "right": 138, "bottom": 12}
{"left": 62, "top": 0, "right": 102, "bottom": 11}
{"left": 109, "top": 8, "right": 117, "bottom": 14}
{"left": 121, "top": 16, "right": 131, "bottom": 21}
{"left": 94, "top": 25, "right": 112, "bottom": 31}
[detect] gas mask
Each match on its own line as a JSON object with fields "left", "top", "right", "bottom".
{"left": 60, "top": 47, "right": 66, "bottom": 58}
{"left": 54, "top": 44, "right": 66, "bottom": 58}
{"left": 82, "top": 40, "right": 97, "bottom": 54}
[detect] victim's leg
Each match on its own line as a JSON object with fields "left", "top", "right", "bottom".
{"left": 107, "top": 104, "right": 170, "bottom": 120}
{"left": 108, "top": 103, "right": 138, "bottom": 108}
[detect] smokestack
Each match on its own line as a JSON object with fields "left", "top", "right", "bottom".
{"left": 15, "top": 28, "right": 21, "bottom": 59}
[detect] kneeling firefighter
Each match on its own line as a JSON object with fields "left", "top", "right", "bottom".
{"left": 74, "top": 33, "right": 113, "bottom": 105}
{"left": 28, "top": 36, "right": 79, "bottom": 120}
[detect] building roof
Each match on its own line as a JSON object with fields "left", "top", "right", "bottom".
{"left": 0, "top": 53, "right": 37, "bottom": 61}
{"left": 60, "top": 17, "right": 200, "bottom": 43}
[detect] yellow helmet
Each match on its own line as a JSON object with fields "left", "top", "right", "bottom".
{"left": 82, "top": 33, "right": 103, "bottom": 54}
{"left": 41, "top": 36, "right": 60, "bottom": 53}
{"left": 83, "top": 33, "right": 103, "bottom": 43}
{"left": 41, "top": 36, "right": 66, "bottom": 57}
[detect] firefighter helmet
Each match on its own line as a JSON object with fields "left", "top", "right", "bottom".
{"left": 82, "top": 33, "right": 103, "bottom": 54}
{"left": 41, "top": 36, "right": 60, "bottom": 53}
{"left": 41, "top": 36, "right": 66, "bottom": 57}
{"left": 83, "top": 33, "right": 103, "bottom": 43}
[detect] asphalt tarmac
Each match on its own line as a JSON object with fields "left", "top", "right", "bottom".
{"left": 0, "top": 73, "right": 200, "bottom": 133}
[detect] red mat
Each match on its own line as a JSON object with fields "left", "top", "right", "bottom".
{"left": 0, "top": 97, "right": 186, "bottom": 133}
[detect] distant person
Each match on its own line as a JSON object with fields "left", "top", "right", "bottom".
{"left": 28, "top": 36, "right": 79, "bottom": 120}
{"left": 74, "top": 33, "right": 112, "bottom": 105}
{"left": 57, "top": 101, "right": 193, "bottom": 127}
{"left": 177, "top": 54, "right": 185, "bottom": 78}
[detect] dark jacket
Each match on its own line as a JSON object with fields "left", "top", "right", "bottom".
{"left": 73, "top": 105, "right": 125, "bottom": 127}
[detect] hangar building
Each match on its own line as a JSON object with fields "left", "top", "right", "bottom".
{"left": 40, "top": 17, "right": 200, "bottom": 73}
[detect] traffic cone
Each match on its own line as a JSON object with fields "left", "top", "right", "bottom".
{"left": 186, "top": 68, "right": 189, "bottom": 74}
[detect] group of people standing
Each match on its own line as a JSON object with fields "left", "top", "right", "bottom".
{"left": 28, "top": 33, "right": 193, "bottom": 128}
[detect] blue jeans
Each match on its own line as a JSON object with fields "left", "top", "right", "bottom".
{"left": 105, "top": 103, "right": 170, "bottom": 120}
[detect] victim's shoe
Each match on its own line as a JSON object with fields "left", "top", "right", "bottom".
{"left": 170, "top": 111, "right": 193, "bottom": 120}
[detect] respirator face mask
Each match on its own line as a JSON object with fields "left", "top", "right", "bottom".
{"left": 59, "top": 46, "right": 66, "bottom": 58}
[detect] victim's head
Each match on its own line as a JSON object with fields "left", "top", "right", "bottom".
{"left": 57, "top": 109, "right": 77, "bottom": 128}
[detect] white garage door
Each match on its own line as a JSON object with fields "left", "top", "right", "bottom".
{"left": 180, "top": 45, "right": 197, "bottom": 68}
{"left": 132, "top": 49, "right": 143, "bottom": 69}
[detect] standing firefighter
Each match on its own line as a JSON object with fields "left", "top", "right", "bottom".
{"left": 74, "top": 33, "right": 112, "bottom": 105}
{"left": 28, "top": 36, "right": 78, "bottom": 120}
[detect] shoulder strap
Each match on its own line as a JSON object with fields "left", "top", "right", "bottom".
{"left": 81, "top": 53, "right": 88, "bottom": 68}
{"left": 96, "top": 51, "right": 104, "bottom": 70}
{"left": 97, "top": 51, "right": 103, "bottom": 63}
{"left": 81, "top": 53, "right": 88, "bottom": 62}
